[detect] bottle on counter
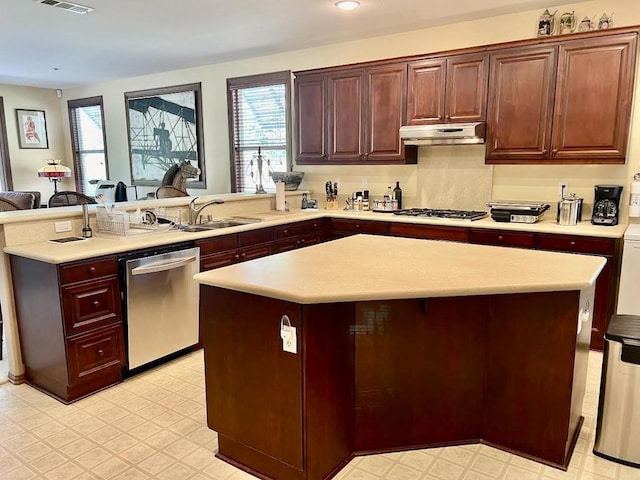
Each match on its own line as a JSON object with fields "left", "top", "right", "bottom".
{"left": 363, "top": 190, "right": 370, "bottom": 211}
{"left": 394, "top": 181, "right": 403, "bottom": 209}
{"left": 386, "top": 186, "right": 393, "bottom": 200}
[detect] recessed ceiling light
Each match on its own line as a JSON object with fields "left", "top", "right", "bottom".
{"left": 335, "top": 1, "right": 360, "bottom": 11}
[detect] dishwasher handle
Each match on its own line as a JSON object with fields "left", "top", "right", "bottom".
{"left": 131, "top": 255, "right": 197, "bottom": 276}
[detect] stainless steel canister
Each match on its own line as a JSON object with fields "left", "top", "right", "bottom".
{"left": 558, "top": 198, "right": 580, "bottom": 225}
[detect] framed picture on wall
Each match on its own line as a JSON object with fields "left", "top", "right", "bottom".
{"left": 16, "top": 109, "right": 48, "bottom": 149}
{"left": 124, "top": 82, "right": 206, "bottom": 188}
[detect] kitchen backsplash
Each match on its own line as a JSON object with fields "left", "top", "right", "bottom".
{"left": 298, "top": 143, "right": 635, "bottom": 219}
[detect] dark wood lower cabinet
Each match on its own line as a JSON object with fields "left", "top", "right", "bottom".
{"left": 536, "top": 233, "right": 621, "bottom": 351}
{"left": 202, "top": 287, "right": 588, "bottom": 479}
{"left": 470, "top": 228, "right": 536, "bottom": 248}
{"left": 10, "top": 255, "right": 125, "bottom": 403}
{"left": 330, "top": 218, "right": 390, "bottom": 238}
{"left": 390, "top": 222, "right": 470, "bottom": 242}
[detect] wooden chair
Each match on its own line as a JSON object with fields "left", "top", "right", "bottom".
{"left": 156, "top": 185, "right": 189, "bottom": 198}
{"left": 48, "top": 191, "right": 97, "bottom": 208}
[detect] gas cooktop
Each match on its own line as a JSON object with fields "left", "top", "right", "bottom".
{"left": 393, "top": 208, "right": 488, "bottom": 221}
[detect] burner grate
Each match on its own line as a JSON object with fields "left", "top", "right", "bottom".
{"left": 393, "top": 208, "right": 488, "bottom": 221}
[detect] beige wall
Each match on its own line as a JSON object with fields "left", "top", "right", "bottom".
{"left": 0, "top": 85, "right": 72, "bottom": 199}
{"left": 3, "top": 0, "right": 640, "bottom": 213}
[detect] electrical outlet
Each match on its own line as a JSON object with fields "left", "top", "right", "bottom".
{"left": 559, "top": 182, "right": 568, "bottom": 196}
{"left": 281, "top": 325, "right": 297, "bottom": 354}
{"left": 54, "top": 221, "right": 72, "bottom": 233}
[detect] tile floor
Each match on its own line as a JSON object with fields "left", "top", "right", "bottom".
{"left": 0, "top": 350, "right": 637, "bottom": 480}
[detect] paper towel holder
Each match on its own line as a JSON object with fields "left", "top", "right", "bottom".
{"left": 276, "top": 181, "right": 287, "bottom": 211}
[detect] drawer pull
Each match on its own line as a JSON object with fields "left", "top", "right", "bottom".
{"left": 283, "top": 230, "right": 288, "bottom": 235}
{"left": 570, "top": 241, "right": 576, "bottom": 246}
{"left": 498, "top": 235, "right": 503, "bottom": 241}
{"left": 234, "top": 254, "right": 240, "bottom": 260}
{"left": 93, "top": 301, "right": 100, "bottom": 308}
{"left": 97, "top": 349, "right": 104, "bottom": 356}
{"left": 89, "top": 266, "right": 97, "bottom": 274}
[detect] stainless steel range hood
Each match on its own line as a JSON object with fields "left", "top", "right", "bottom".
{"left": 400, "top": 122, "right": 486, "bottom": 146}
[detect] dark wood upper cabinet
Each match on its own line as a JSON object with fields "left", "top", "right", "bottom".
{"left": 295, "top": 74, "right": 327, "bottom": 163}
{"left": 447, "top": 53, "right": 489, "bottom": 123}
{"left": 486, "top": 31, "right": 638, "bottom": 164}
{"left": 407, "top": 53, "right": 488, "bottom": 125}
{"left": 327, "top": 69, "right": 365, "bottom": 162}
{"left": 407, "top": 58, "right": 446, "bottom": 124}
{"left": 365, "top": 64, "right": 408, "bottom": 161}
{"left": 551, "top": 33, "right": 637, "bottom": 163}
{"left": 295, "top": 27, "right": 639, "bottom": 166}
{"left": 296, "top": 62, "right": 416, "bottom": 165}
{"left": 485, "top": 46, "right": 558, "bottom": 162}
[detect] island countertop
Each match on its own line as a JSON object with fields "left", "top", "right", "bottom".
{"left": 194, "top": 234, "right": 606, "bottom": 304}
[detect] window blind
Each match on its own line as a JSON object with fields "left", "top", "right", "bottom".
{"left": 227, "top": 72, "right": 291, "bottom": 193}
{"left": 68, "top": 97, "right": 108, "bottom": 195}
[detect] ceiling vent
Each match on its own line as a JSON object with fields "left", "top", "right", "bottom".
{"left": 36, "top": 0, "right": 94, "bottom": 15}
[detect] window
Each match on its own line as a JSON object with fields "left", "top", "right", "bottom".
{"left": 227, "top": 71, "right": 291, "bottom": 193}
{"left": 68, "top": 96, "right": 108, "bottom": 195}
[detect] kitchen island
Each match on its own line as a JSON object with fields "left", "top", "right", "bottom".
{"left": 195, "top": 234, "right": 605, "bottom": 480}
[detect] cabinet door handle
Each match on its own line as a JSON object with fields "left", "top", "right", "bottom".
{"left": 93, "top": 301, "right": 100, "bottom": 308}
{"left": 541, "top": 148, "right": 547, "bottom": 154}
{"left": 97, "top": 349, "right": 104, "bottom": 356}
{"left": 89, "top": 266, "right": 97, "bottom": 274}
{"left": 240, "top": 253, "right": 246, "bottom": 260}
{"left": 445, "top": 114, "right": 450, "bottom": 120}
{"left": 551, "top": 148, "right": 558, "bottom": 155}
{"left": 234, "top": 254, "right": 240, "bottom": 261}
{"left": 283, "top": 229, "right": 288, "bottom": 235}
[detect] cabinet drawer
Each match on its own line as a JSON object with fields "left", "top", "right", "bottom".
{"left": 67, "top": 324, "right": 125, "bottom": 385}
{"left": 240, "top": 243, "right": 272, "bottom": 261}
{"left": 390, "top": 223, "right": 469, "bottom": 242}
{"left": 331, "top": 219, "right": 389, "bottom": 235}
{"left": 62, "top": 277, "right": 121, "bottom": 336}
{"left": 297, "top": 233, "right": 321, "bottom": 248}
{"left": 201, "top": 250, "right": 239, "bottom": 271}
{"left": 536, "top": 234, "right": 615, "bottom": 255}
{"left": 239, "top": 227, "right": 274, "bottom": 247}
{"left": 59, "top": 257, "right": 118, "bottom": 285}
{"left": 196, "top": 234, "right": 238, "bottom": 257}
{"left": 470, "top": 229, "right": 536, "bottom": 248}
{"left": 273, "top": 237, "right": 299, "bottom": 253}
{"left": 274, "top": 220, "right": 323, "bottom": 239}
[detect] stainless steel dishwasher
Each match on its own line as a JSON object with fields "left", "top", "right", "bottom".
{"left": 121, "top": 244, "right": 200, "bottom": 370}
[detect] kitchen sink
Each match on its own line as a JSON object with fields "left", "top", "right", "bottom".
{"left": 180, "top": 218, "right": 259, "bottom": 232}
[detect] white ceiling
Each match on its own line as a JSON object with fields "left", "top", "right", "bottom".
{"left": 2, "top": 0, "right": 561, "bottom": 89}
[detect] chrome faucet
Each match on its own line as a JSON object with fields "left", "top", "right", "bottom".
{"left": 188, "top": 197, "right": 224, "bottom": 225}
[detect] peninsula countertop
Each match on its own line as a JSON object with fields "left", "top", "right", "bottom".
{"left": 194, "top": 234, "right": 606, "bottom": 304}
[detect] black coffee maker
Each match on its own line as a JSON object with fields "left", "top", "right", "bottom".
{"left": 592, "top": 185, "right": 623, "bottom": 226}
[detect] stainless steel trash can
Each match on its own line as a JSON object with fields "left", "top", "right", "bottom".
{"left": 594, "top": 314, "right": 640, "bottom": 466}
